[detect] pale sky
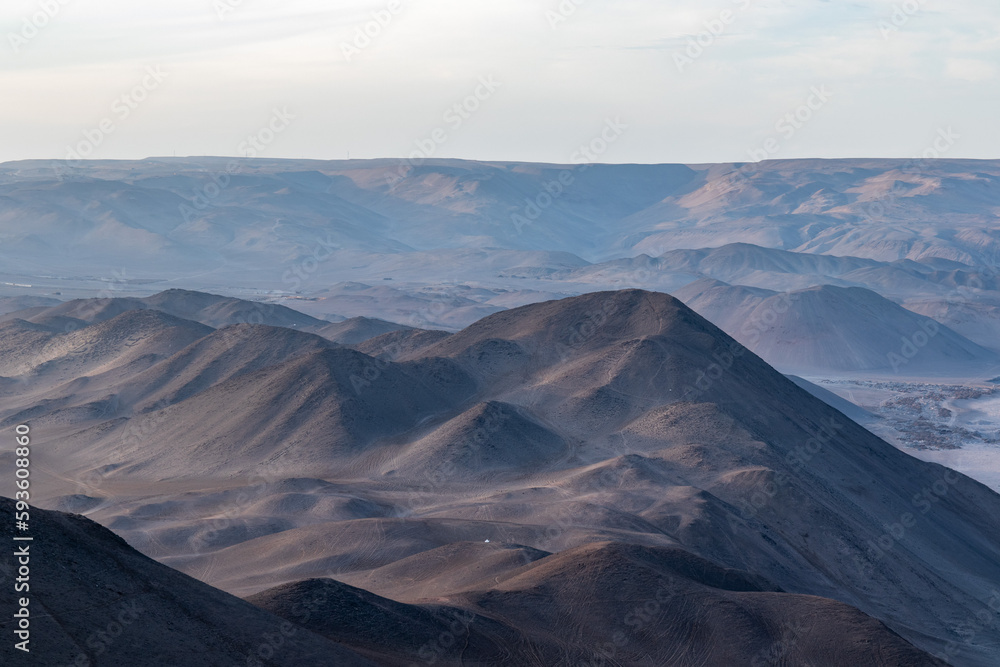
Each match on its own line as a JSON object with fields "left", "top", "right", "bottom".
{"left": 1, "top": 0, "right": 998, "bottom": 165}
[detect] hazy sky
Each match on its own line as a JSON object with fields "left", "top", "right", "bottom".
{"left": 1, "top": 0, "right": 998, "bottom": 165}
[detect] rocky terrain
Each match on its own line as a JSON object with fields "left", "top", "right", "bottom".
{"left": 2, "top": 289, "right": 1000, "bottom": 665}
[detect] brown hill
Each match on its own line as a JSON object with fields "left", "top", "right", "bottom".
{"left": 0, "top": 498, "right": 373, "bottom": 666}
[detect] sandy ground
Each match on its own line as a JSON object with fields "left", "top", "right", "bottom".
{"left": 811, "top": 375, "right": 1000, "bottom": 492}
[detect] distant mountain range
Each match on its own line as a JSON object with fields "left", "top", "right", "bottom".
{"left": 4, "top": 280, "right": 997, "bottom": 384}
{"left": 4, "top": 157, "right": 1000, "bottom": 342}
{"left": 674, "top": 279, "right": 999, "bottom": 374}
{"left": 4, "top": 156, "right": 1000, "bottom": 663}
{"left": 4, "top": 157, "right": 1000, "bottom": 266}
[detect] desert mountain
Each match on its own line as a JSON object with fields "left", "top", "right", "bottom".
{"left": 904, "top": 294, "right": 1000, "bottom": 352}
{"left": 382, "top": 400, "right": 568, "bottom": 479}
{"left": 76, "top": 346, "right": 476, "bottom": 477}
{"left": 113, "top": 323, "right": 337, "bottom": 413}
{"left": 12, "top": 289, "right": 1000, "bottom": 665}
{"left": 0, "top": 498, "right": 374, "bottom": 666}
{"left": 5, "top": 158, "right": 1000, "bottom": 267}
{"left": 313, "top": 316, "right": 413, "bottom": 344}
{"left": 6, "top": 158, "right": 1000, "bottom": 334}
{"left": 0, "top": 309, "right": 212, "bottom": 382}
{"left": 141, "top": 288, "right": 327, "bottom": 328}
{"left": 675, "top": 280, "right": 999, "bottom": 374}
{"left": 248, "top": 544, "right": 946, "bottom": 667}
{"left": 785, "top": 374, "right": 878, "bottom": 424}
{"left": 353, "top": 327, "right": 452, "bottom": 360}
{"left": 0, "top": 295, "right": 61, "bottom": 315}
{"left": 245, "top": 578, "right": 532, "bottom": 666}
{"left": 449, "top": 541, "right": 946, "bottom": 666}
{"left": 1, "top": 288, "right": 327, "bottom": 330}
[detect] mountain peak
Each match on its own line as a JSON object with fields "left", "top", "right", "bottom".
{"left": 414, "top": 289, "right": 711, "bottom": 364}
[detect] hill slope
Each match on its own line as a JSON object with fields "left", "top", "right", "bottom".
{"left": 248, "top": 545, "right": 946, "bottom": 667}
{"left": 676, "top": 280, "right": 999, "bottom": 374}
{"left": 13, "top": 288, "right": 1000, "bottom": 665}
{"left": 0, "top": 498, "right": 373, "bottom": 666}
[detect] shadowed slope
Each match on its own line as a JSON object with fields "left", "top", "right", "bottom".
{"left": 115, "top": 323, "right": 336, "bottom": 412}
{"left": 337, "top": 541, "right": 551, "bottom": 602}
{"left": 246, "top": 578, "right": 532, "bottom": 666}
{"left": 248, "top": 543, "right": 945, "bottom": 667}
{"left": 84, "top": 347, "right": 476, "bottom": 477}
{"left": 141, "top": 288, "right": 328, "bottom": 328}
{"left": 0, "top": 498, "right": 373, "bottom": 666}
{"left": 450, "top": 542, "right": 948, "bottom": 666}
{"left": 354, "top": 327, "right": 452, "bottom": 360}
{"left": 313, "top": 316, "right": 413, "bottom": 344}
{"left": 676, "top": 281, "right": 998, "bottom": 373}
{"left": 0, "top": 289, "right": 326, "bottom": 330}
{"left": 12, "top": 288, "right": 1000, "bottom": 665}
{"left": 0, "top": 309, "right": 212, "bottom": 380}
{"left": 384, "top": 401, "right": 568, "bottom": 478}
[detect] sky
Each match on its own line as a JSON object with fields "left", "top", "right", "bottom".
{"left": 1, "top": 0, "right": 999, "bottom": 165}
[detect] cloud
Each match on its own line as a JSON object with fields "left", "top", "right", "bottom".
{"left": 1, "top": 0, "right": 1000, "bottom": 163}
{"left": 946, "top": 58, "right": 997, "bottom": 82}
